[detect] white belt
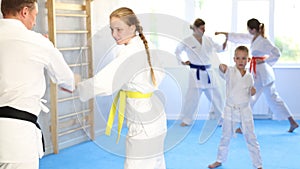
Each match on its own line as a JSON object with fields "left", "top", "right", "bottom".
{"left": 226, "top": 102, "right": 249, "bottom": 109}
{"left": 39, "top": 99, "right": 49, "bottom": 113}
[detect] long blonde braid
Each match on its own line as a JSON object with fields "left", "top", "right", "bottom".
{"left": 137, "top": 26, "right": 157, "bottom": 86}
{"left": 110, "top": 7, "right": 157, "bottom": 86}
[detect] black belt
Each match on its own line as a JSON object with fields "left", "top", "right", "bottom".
{"left": 189, "top": 63, "right": 211, "bottom": 83}
{"left": 0, "top": 106, "right": 45, "bottom": 152}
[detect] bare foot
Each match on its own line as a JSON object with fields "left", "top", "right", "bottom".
{"left": 235, "top": 127, "right": 243, "bottom": 134}
{"left": 288, "top": 123, "right": 299, "bottom": 132}
{"left": 208, "top": 162, "right": 222, "bottom": 168}
{"left": 180, "top": 122, "right": 189, "bottom": 127}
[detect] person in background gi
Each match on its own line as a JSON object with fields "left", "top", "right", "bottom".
{"left": 77, "top": 7, "right": 167, "bottom": 169}
{"left": 208, "top": 46, "right": 263, "bottom": 169}
{"left": 175, "top": 18, "right": 226, "bottom": 127}
{"left": 0, "top": 0, "right": 76, "bottom": 169}
{"left": 215, "top": 18, "right": 298, "bottom": 132}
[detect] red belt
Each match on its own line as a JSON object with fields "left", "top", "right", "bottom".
{"left": 250, "top": 56, "right": 266, "bottom": 74}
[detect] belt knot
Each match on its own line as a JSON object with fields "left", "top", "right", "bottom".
{"left": 189, "top": 63, "right": 211, "bottom": 83}
{"left": 250, "top": 56, "right": 266, "bottom": 75}
{"left": 105, "top": 90, "right": 153, "bottom": 143}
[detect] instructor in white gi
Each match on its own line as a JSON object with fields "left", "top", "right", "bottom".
{"left": 0, "top": 0, "right": 76, "bottom": 168}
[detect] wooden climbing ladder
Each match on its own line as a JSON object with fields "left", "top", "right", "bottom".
{"left": 46, "top": 0, "right": 95, "bottom": 154}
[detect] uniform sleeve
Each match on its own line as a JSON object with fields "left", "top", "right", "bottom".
{"left": 219, "top": 65, "right": 228, "bottom": 80}
{"left": 77, "top": 56, "right": 124, "bottom": 102}
{"left": 228, "top": 32, "right": 253, "bottom": 44}
{"left": 45, "top": 45, "right": 75, "bottom": 91}
{"left": 245, "top": 72, "right": 254, "bottom": 88}
{"left": 248, "top": 73, "right": 255, "bottom": 96}
{"left": 206, "top": 36, "right": 223, "bottom": 68}
{"left": 77, "top": 50, "right": 148, "bottom": 102}
{"left": 263, "top": 39, "right": 281, "bottom": 66}
{"left": 223, "top": 66, "right": 230, "bottom": 80}
{"left": 175, "top": 42, "right": 189, "bottom": 62}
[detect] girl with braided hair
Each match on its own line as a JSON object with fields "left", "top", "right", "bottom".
{"left": 78, "top": 7, "right": 167, "bottom": 169}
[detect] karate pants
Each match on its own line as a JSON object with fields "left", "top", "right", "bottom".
{"left": 251, "top": 81, "right": 292, "bottom": 119}
{"left": 124, "top": 154, "right": 165, "bottom": 169}
{"left": 181, "top": 86, "right": 224, "bottom": 125}
{"left": 124, "top": 105, "right": 166, "bottom": 169}
{"left": 124, "top": 130, "right": 166, "bottom": 169}
{"left": 216, "top": 106, "right": 262, "bottom": 168}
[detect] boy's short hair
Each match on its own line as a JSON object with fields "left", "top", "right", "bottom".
{"left": 235, "top": 45, "right": 249, "bottom": 56}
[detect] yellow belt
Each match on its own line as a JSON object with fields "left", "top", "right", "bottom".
{"left": 105, "top": 90, "right": 153, "bottom": 143}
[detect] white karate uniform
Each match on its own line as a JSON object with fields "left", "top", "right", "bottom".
{"left": 175, "top": 35, "right": 225, "bottom": 124}
{"left": 228, "top": 33, "right": 292, "bottom": 119}
{"left": 78, "top": 36, "right": 167, "bottom": 169}
{"left": 216, "top": 66, "right": 262, "bottom": 169}
{"left": 0, "top": 19, "right": 75, "bottom": 168}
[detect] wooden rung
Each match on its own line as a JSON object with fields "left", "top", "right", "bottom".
{"left": 47, "top": 0, "right": 95, "bottom": 154}
{"left": 59, "top": 118, "right": 78, "bottom": 129}
{"left": 69, "top": 63, "right": 89, "bottom": 68}
{"left": 56, "top": 30, "right": 88, "bottom": 34}
{"left": 58, "top": 109, "right": 91, "bottom": 120}
{"left": 56, "top": 13, "right": 88, "bottom": 17}
{"left": 55, "top": 2, "right": 86, "bottom": 11}
{"left": 58, "top": 116, "right": 89, "bottom": 129}
{"left": 57, "top": 96, "right": 79, "bottom": 102}
{"left": 59, "top": 47, "right": 89, "bottom": 51}
{"left": 58, "top": 125, "right": 90, "bottom": 137}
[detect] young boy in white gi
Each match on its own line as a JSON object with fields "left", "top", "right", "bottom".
{"left": 208, "top": 46, "right": 262, "bottom": 169}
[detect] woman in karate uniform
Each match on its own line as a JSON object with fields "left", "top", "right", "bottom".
{"left": 215, "top": 18, "right": 298, "bottom": 132}
{"left": 175, "top": 18, "right": 226, "bottom": 128}
{"left": 77, "top": 7, "right": 167, "bottom": 169}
